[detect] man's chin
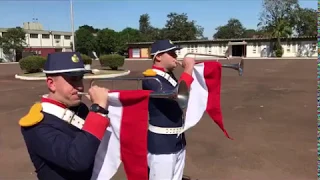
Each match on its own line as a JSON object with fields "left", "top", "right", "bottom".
{"left": 69, "top": 99, "right": 81, "bottom": 107}
{"left": 168, "top": 65, "right": 177, "bottom": 71}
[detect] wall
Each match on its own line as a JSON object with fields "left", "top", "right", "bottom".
{"left": 23, "top": 47, "right": 56, "bottom": 57}
{"left": 176, "top": 43, "right": 228, "bottom": 59}
{"left": 246, "top": 40, "right": 317, "bottom": 58}
{"left": 26, "top": 33, "right": 72, "bottom": 48}
{"left": 127, "top": 38, "right": 317, "bottom": 59}
{"left": 0, "top": 30, "right": 73, "bottom": 61}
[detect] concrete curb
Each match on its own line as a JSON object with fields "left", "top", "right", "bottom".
{"left": 0, "top": 62, "right": 19, "bottom": 65}
{"left": 14, "top": 69, "right": 131, "bottom": 81}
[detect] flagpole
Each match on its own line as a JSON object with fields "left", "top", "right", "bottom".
{"left": 70, "top": 0, "right": 75, "bottom": 52}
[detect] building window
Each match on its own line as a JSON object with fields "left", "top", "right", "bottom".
{"left": 30, "top": 34, "right": 38, "bottom": 38}
{"left": 64, "top": 35, "right": 71, "bottom": 40}
{"left": 176, "top": 46, "right": 181, "bottom": 55}
{"left": 187, "top": 45, "right": 191, "bottom": 53}
{"left": 204, "top": 44, "right": 212, "bottom": 54}
{"left": 42, "top": 34, "right": 50, "bottom": 39}
{"left": 253, "top": 43, "right": 257, "bottom": 53}
{"left": 208, "top": 45, "right": 212, "bottom": 54}
{"left": 194, "top": 45, "right": 198, "bottom": 53}
{"left": 190, "top": 45, "right": 195, "bottom": 53}
{"left": 286, "top": 43, "right": 291, "bottom": 52}
{"left": 54, "top": 35, "right": 61, "bottom": 39}
{"left": 204, "top": 44, "right": 208, "bottom": 54}
{"left": 30, "top": 50, "right": 41, "bottom": 55}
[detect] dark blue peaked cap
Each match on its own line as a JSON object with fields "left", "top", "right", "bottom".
{"left": 150, "top": 39, "right": 182, "bottom": 56}
{"left": 43, "top": 52, "right": 91, "bottom": 76}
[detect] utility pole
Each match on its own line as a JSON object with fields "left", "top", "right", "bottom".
{"left": 70, "top": 0, "right": 75, "bottom": 52}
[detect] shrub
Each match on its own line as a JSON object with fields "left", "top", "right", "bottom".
{"left": 81, "top": 54, "right": 92, "bottom": 65}
{"left": 99, "top": 54, "right": 125, "bottom": 70}
{"left": 272, "top": 41, "right": 283, "bottom": 57}
{"left": 19, "top": 55, "right": 46, "bottom": 73}
{"left": 275, "top": 48, "right": 284, "bottom": 57}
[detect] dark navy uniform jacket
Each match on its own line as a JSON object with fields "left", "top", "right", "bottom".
{"left": 20, "top": 97, "right": 109, "bottom": 180}
{"left": 142, "top": 66, "right": 193, "bottom": 154}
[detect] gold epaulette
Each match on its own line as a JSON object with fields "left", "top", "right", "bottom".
{"left": 19, "top": 102, "right": 44, "bottom": 127}
{"left": 142, "top": 69, "right": 157, "bottom": 77}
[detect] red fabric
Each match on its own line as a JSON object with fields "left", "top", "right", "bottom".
{"left": 203, "top": 61, "right": 232, "bottom": 139}
{"left": 82, "top": 112, "right": 110, "bottom": 140}
{"left": 179, "top": 72, "right": 193, "bottom": 88}
{"left": 118, "top": 90, "right": 151, "bottom": 180}
{"left": 151, "top": 65, "right": 165, "bottom": 71}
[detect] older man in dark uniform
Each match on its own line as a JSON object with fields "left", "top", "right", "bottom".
{"left": 142, "top": 40, "right": 195, "bottom": 180}
{"left": 19, "top": 52, "right": 110, "bottom": 180}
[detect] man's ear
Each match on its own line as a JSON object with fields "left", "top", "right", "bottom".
{"left": 154, "top": 54, "right": 162, "bottom": 62}
{"left": 46, "top": 76, "right": 56, "bottom": 92}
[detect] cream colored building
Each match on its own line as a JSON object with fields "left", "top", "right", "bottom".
{"left": 0, "top": 22, "right": 73, "bottom": 62}
{"left": 127, "top": 36, "right": 317, "bottom": 59}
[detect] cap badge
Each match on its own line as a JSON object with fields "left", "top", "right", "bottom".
{"left": 71, "top": 54, "right": 79, "bottom": 63}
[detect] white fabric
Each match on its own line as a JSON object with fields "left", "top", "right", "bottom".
{"left": 152, "top": 69, "right": 178, "bottom": 87}
{"left": 91, "top": 92, "right": 123, "bottom": 180}
{"left": 92, "top": 62, "right": 227, "bottom": 180}
{"left": 41, "top": 102, "right": 85, "bottom": 129}
{"left": 148, "top": 148, "right": 186, "bottom": 180}
{"left": 177, "top": 63, "right": 209, "bottom": 136}
{"left": 148, "top": 124, "right": 183, "bottom": 135}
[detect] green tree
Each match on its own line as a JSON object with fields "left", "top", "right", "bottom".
{"left": 138, "top": 14, "right": 166, "bottom": 41}
{"left": 213, "top": 18, "right": 246, "bottom": 39}
{"left": 139, "top": 14, "right": 152, "bottom": 35}
{"left": 116, "top": 27, "right": 141, "bottom": 55}
{"left": 96, "top": 28, "right": 118, "bottom": 54}
{"left": 0, "top": 27, "right": 27, "bottom": 61}
{"left": 243, "top": 29, "right": 258, "bottom": 38}
{"left": 78, "top": 25, "right": 100, "bottom": 33}
{"left": 163, "top": 12, "right": 204, "bottom": 41}
{"left": 139, "top": 14, "right": 155, "bottom": 41}
{"left": 258, "top": 0, "right": 299, "bottom": 57}
{"left": 74, "top": 27, "right": 97, "bottom": 55}
{"left": 292, "top": 8, "right": 317, "bottom": 36}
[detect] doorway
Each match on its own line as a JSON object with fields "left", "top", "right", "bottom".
{"left": 232, "top": 45, "right": 246, "bottom": 57}
{"left": 228, "top": 41, "right": 247, "bottom": 57}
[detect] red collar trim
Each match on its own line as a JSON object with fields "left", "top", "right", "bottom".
{"left": 152, "top": 65, "right": 165, "bottom": 72}
{"left": 41, "top": 97, "right": 67, "bottom": 109}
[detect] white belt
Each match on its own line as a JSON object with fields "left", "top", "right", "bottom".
{"left": 41, "top": 102, "right": 85, "bottom": 129}
{"left": 148, "top": 124, "right": 183, "bottom": 134}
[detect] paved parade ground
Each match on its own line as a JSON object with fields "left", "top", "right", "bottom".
{"left": 0, "top": 59, "right": 316, "bottom": 180}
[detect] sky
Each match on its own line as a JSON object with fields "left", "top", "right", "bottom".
{"left": 0, "top": 0, "right": 317, "bottom": 39}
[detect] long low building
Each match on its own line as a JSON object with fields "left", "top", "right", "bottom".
{"left": 127, "top": 36, "right": 317, "bottom": 59}
{"left": 0, "top": 22, "right": 73, "bottom": 62}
